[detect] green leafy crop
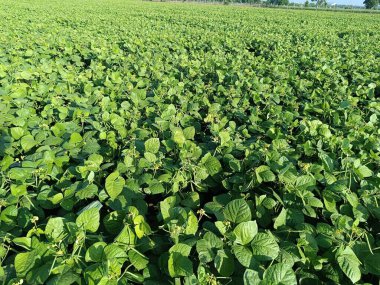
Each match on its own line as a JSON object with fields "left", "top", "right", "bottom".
{"left": 0, "top": 0, "right": 379, "bottom": 284}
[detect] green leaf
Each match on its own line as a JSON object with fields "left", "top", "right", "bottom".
{"left": 355, "top": 165, "right": 373, "bottom": 179}
{"left": 104, "top": 244, "right": 128, "bottom": 263}
{"left": 243, "top": 269, "right": 261, "bottom": 285}
{"left": 10, "top": 184, "right": 27, "bottom": 197}
{"left": 15, "top": 251, "right": 38, "bottom": 277}
{"left": 214, "top": 249, "right": 235, "bottom": 277}
{"left": 69, "top": 132, "right": 82, "bottom": 144}
{"left": 363, "top": 253, "right": 380, "bottom": 275}
{"left": 233, "top": 221, "right": 258, "bottom": 245}
{"left": 145, "top": 138, "right": 160, "bottom": 153}
{"left": 168, "top": 253, "right": 193, "bottom": 277}
{"left": 337, "top": 247, "right": 361, "bottom": 284}
{"left": 223, "top": 199, "right": 251, "bottom": 223}
{"left": 76, "top": 208, "right": 100, "bottom": 233}
{"left": 21, "top": 134, "right": 37, "bottom": 152}
{"left": 251, "top": 232, "right": 279, "bottom": 261}
{"left": 295, "top": 175, "right": 316, "bottom": 190}
{"left": 10, "top": 127, "right": 24, "bottom": 140}
{"left": 169, "top": 243, "right": 192, "bottom": 256}
{"left": 105, "top": 171, "right": 125, "bottom": 199}
{"left": 185, "top": 210, "right": 199, "bottom": 235}
{"left": 128, "top": 249, "right": 149, "bottom": 271}
{"left": 13, "top": 237, "right": 31, "bottom": 250}
{"left": 26, "top": 261, "right": 51, "bottom": 284}
{"left": 203, "top": 154, "right": 222, "bottom": 177}
{"left": 232, "top": 245, "right": 258, "bottom": 269}
{"left": 45, "top": 217, "right": 66, "bottom": 242}
{"left": 173, "top": 128, "right": 186, "bottom": 145}
{"left": 274, "top": 208, "right": 287, "bottom": 229}
{"left": 149, "top": 181, "right": 165, "bottom": 194}
{"left": 183, "top": 126, "right": 195, "bottom": 140}
{"left": 263, "top": 263, "right": 297, "bottom": 285}
{"left": 219, "top": 131, "right": 230, "bottom": 146}
{"left": 133, "top": 215, "right": 151, "bottom": 238}
{"left": 319, "top": 152, "right": 334, "bottom": 172}
{"left": 168, "top": 243, "right": 193, "bottom": 277}
{"left": 85, "top": 242, "right": 106, "bottom": 262}
{"left": 115, "top": 225, "right": 136, "bottom": 246}
{"left": 255, "top": 166, "right": 276, "bottom": 183}
{"left": 196, "top": 239, "right": 214, "bottom": 263}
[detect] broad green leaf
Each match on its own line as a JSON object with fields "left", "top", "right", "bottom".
{"left": 105, "top": 171, "right": 125, "bottom": 199}
{"left": 104, "top": 244, "right": 128, "bottom": 263}
{"left": 223, "top": 199, "right": 251, "bottom": 223}
{"left": 10, "top": 127, "right": 24, "bottom": 140}
{"left": 243, "top": 269, "right": 261, "bottom": 285}
{"left": 21, "top": 134, "right": 37, "bottom": 152}
{"left": 255, "top": 166, "right": 276, "bottom": 183}
{"left": 134, "top": 215, "right": 151, "bottom": 238}
{"left": 173, "top": 128, "right": 186, "bottom": 145}
{"left": 128, "top": 249, "right": 149, "bottom": 271}
{"left": 183, "top": 126, "right": 195, "bottom": 140}
{"left": 263, "top": 263, "right": 297, "bottom": 285}
{"left": 337, "top": 247, "right": 361, "bottom": 284}
{"left": 232, "top": 245, "right": 258, "bottom": 269}
{"left": 274, "top": 208, "right": 287, "bottom": 229}
{"left": 295, "top": 175, "right": 315, "bottom": 190}
{"left": 355, "top": 165, "right": 373, "bottom": 179}
{"left": 13, "top": 237, "right": 31, "bottom": 250}
{"left": 233, "top": 221, "right": 258, "bottom": 245}
{"left": 203, "top": 155, "right": 222, "bottom": 177}
{"left": 15, "top": 251, "right": 38, "bottom": 277}
{"left": 196, "top": 239, "right": 214, "bottom": 263}
{"left": 219, "top": 131, "right": 230, "bottom": 146}
{"left": 364, "top": 253, "right": 380, "bottom": 275}
{"left": 69, "top": 132, "right": 82, "bottom": 144}
{"left": 85, "top": 242, "right": 106, "bottom": 262}
{"left": 45, "top": 217, "right": 66, "bottom": 242}
{"left": 10, "top": 184, "right": 27, "bottom": 197}
{"left": 185, "top": 210, "right": 199, "bottom": 235}
{"left": 76, "top": 208, "right": 100, "bottom": 233}
{"left": 115, "top": 225, "right": 136, "bottom": 246}
{"left": 251, "top": 232, "right": 279, "bottom": 261}
{"left": 168, "top": 253, "right": 193, "bottom": 277}
{"left": 145, "top": 138, "right": 160, "bottom": 153}
{"left": 26, "top": 262, "right": 51, "bottom": 284}
{"left": 214, "top": 249, "right": 235, "bottom": 277}
{"left": 169, "top": 243, "right": 192, "bottom": 256}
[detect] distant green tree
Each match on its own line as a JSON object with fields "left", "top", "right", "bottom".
{"left": 268, "top": 0, "right": 289, "bottom": 5}
{"left": 363, "top": 0, "right": 379, "bottom": 8}
{"left": 305, "top": 0, "right": 309, "bottom": 6}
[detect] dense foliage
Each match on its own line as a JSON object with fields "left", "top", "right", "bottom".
{"left": 363, "top": 0, "right": 379, "bottom": 9}
{"left": 0, "top": 0, "right": 380, "bottom": 284}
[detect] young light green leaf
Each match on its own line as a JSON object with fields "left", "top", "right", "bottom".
{"left": 145, "top": 138, "right": 160, "bottom": 154}
{"left": 105, "top": 171, "right": 125, "bottom": 199}
{"left": 21, "top": 134, "right": 37, "bottom": 152}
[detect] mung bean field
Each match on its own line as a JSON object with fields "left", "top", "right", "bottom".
{"left": 0, "top": 0, "right": 380, "bottom": 284}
